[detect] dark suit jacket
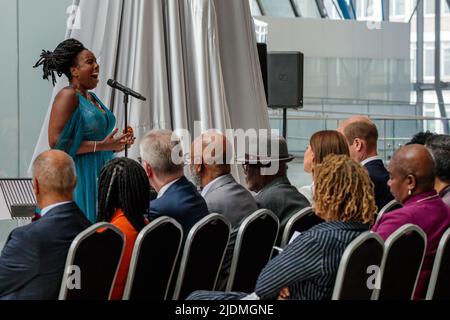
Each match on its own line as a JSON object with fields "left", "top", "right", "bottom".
{"left": 0, "top": 202, "right": 91, "bottom": 300}
{"left": 255, "top": 176, "right": 310, "bottom": 229}
{"left": 364, "top": 159, "right": 394, "bottom": 210}
{"left": 148, "top": 177, "right": 209, "bottom": 234}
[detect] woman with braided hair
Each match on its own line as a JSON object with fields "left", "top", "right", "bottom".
{"left": 97, "top": 157, "right": 150, "bottom": 299}
{"left": 34, "top": 38, "right": 133, "bottom": 222}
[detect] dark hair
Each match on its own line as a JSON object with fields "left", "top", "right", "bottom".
{"left": 425, "top": 134, "right": 450, "bottom": 183}
{"left": 407, "top": 131, "right": 437, "bottom": 146}
{"left": 310, "top": 130, "right": 349, "bottom": 164}
{"left": 343, "top": 121, "right": 378, "bottom": 151}
{"left": 33, "top": 38, "right": 85, "bottom": 86}
{"left": 97, "top": 158, "right": 149, "bottom": 231}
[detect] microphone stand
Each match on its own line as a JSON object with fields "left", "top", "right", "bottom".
{"left": 123, "top": 93, "right": 129, "bottom": 158}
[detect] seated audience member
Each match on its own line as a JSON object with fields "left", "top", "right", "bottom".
{"left": 189, "top": 131, "right": 257, "bottom": 227}
{"left": 338, "top": 116, "right": 394, "bottom": 210}
{"left": 300, "top": 130, "right": 350, "bottom": 203}
{"left": 187, "top": 154, "right": 376, "bottom": 300}
{"left": 243, "top": 134, "right": 309, "bottom": 229}
{"left": 371, "top": 144, "right": 450, "bottom": 299}
{"left": 0, "top": 150, "right": 91, "bottom": 300}
{"left": 139, "top": 129, "right": 209, "bottom": 234}
{"left": 406, "top": 130, "right": 437, "bottom": 146}
{"left": 189, "top": 131, "right": 258, "bottom": 290}
{"left": 96, "top": 157, "right": 150, "bottom": 300}
{"left": 425, "top": 135, "right": 450, "bottom": 207}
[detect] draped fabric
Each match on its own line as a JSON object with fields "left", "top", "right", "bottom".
{"left": 31, "top": 0, "right": 269, "bottom": 174}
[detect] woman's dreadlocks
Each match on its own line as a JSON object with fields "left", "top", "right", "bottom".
{"left": 33, "top": 38, "right": 85, "bottom": 86}
{"left": 97, "top": 157, "right": 150, "bottom": 231}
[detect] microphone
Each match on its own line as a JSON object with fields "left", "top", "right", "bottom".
{"left": 107, "top": 79, "right": 147, "bottom": 101}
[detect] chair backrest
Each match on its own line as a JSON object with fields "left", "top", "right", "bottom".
{"left": 332, "top": 231, "right": 384, "bottom": 300}
{"left": 225, "top": 209, "right": 279, "bottom": 292}
{"left": 0, "top": 179, "right": 36, "bottom": 220}
{"left": 426, "top": 227, "right": 450, "bottom": 300}
{"left": 376, "top": 199, "right": 402, "bottom": 223}
{"left": 280, "top": 207, "right": 323, "bottom": 247}
{"left": 123, "top": 217, "right": 183, "bottom": 300}
{"left": 59, "top": 223, "right": 125, "bottom": 300}
{"left": 172, "top": 213, "right": 230, "bottom": 300}
{"left": 375, "top": 224, "right": 427, "bottom": 300}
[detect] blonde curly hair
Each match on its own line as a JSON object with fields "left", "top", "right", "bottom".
{"left": 313, "top": 154, "right": 376, "bottom": 224}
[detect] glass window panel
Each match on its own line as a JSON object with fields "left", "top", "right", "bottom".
{"left": 323, "top": 0, "right": 343, "bottom": 19}
{"left": 425, "top": 0, "right": 435, "bottom": 15}
{"left": 444, "top": 0, "right": 450, "bottom": 13}
{"left": 424, "top": 46, "right": 435, "bottom": 77}
{"left": 250, "top": 0, "right": 262, "bottom": 16}
{"left": 357, "top": 0, "right": 373, "bottom": 18}
{"left": 411, "top": 47, "right": 416, "bottom": 82}
{"left": 293, "top": 0, "right": 321, "bottom": 18}
{"left": 391, "top": 0, "right": 405, "bottom": 16}
{"left": 259, "top": 0, "right": 296, "bottom": 17}
{"left": 443, "top": 47, "right": 450, "bottom": 77}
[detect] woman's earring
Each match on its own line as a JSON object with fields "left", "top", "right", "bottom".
{"left": 408, "top": 189, "right": 412, "bottom": 196}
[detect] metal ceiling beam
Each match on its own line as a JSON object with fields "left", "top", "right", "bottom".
{"left": 382, "top": 0, "right": 390, "bottom": 21}
{"left": 435, "top": 0, "right": 449, "bottom": 133}
{"left": 416, "top": 0, "right": 424, "bottom": 130}
{"left": 289, "top": 0, "right": 301, "bottom": 17}
{"left": 316, "top": 0, "right": 328, "bottom": 18}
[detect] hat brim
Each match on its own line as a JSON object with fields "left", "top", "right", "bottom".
{"left": 237, "top": 154, "right": 296, "bottom": 164}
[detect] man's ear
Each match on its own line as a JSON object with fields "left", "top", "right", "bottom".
{"left": 406, "top": 174, "right": 417, "bottom": 192}
{"left": 143, "top": 161, "right": 153, "bottom": 178}
{"left": 354, "top": 138, "right": 363, "bottom": 152}
{"left": 32, "top": 177, "right": 39, "bottom": 197}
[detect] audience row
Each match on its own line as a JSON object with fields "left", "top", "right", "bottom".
{"left": 0, "top": 116, "right": 450, "bottom": 300}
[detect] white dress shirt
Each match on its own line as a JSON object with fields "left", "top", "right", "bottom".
{"left": 157, "top": 178, "right": 181, "bottom": 199}
{"left": 40, "top": 201, "right": 73, "bottom": 217}
{"left": 361, "top": 155, "right": 381, "bottom": 166}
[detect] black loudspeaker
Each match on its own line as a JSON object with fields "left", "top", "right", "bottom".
{"left": 257, "top": 43, "right": 268, "bottom": 101}
{"left": 267, "top": 51, "right": 303, "bottom": 108}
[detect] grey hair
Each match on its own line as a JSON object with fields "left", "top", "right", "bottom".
{"left": 425, "top": 134, "right": 450, "bottom": 183}
{"left": 139, "top": 129, "right": 184, "bottom": 178}
{"left": 32, "top": 150, "right": 77, "bottom": 195}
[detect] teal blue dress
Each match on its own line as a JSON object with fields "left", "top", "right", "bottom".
{"left": 55, "top": 92, "right": 116, "bottom": 222}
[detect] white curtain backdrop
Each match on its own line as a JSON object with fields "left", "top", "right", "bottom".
{"left": 31, "top": 0, "right": 269, "bottom": 170}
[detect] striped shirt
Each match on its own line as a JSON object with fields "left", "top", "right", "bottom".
{"left": 255, "top": 220, "right": 368, "bottom": 300}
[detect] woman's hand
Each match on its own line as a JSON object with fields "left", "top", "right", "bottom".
{"left": 277, "top": 287, "right": 290, "bottom": 300}
{"left": 101, "top": 128, "right": 128, "bottom": 152}
{"left": 123, "top": 126, "right": 136, "bottom": 147}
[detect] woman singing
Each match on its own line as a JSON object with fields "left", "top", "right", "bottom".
{"left": 34, "top": 38, "right": 132, "bottom": 222}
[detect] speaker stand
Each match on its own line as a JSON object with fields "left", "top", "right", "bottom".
{"left": 282, "top": 108, "right": 287, "bottom": 139}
